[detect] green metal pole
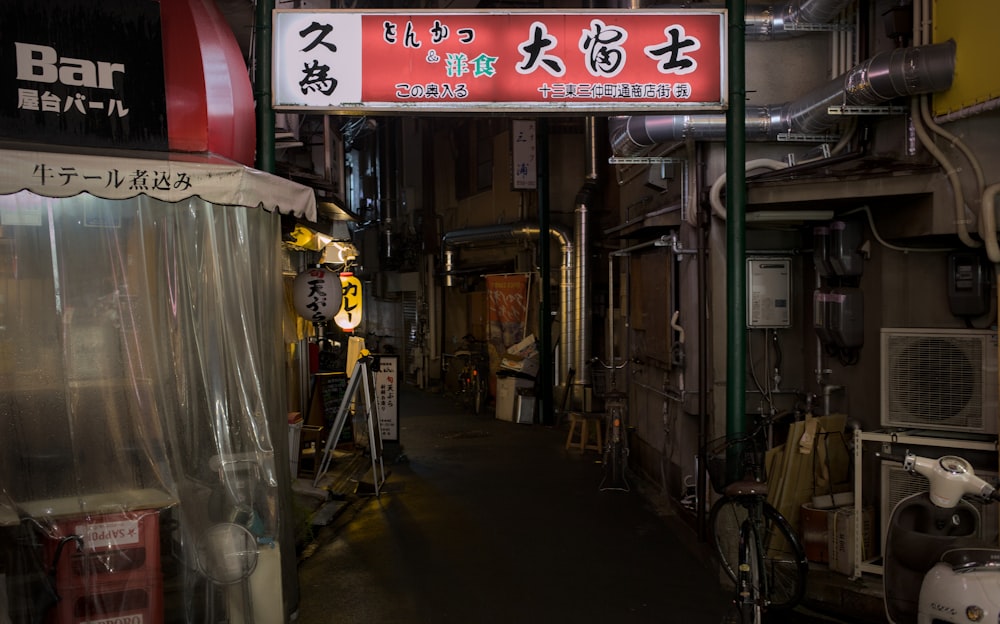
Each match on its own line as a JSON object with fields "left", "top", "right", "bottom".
{"left": 255, "top": 0, "right": 275, "bottom": 173}
{"left": 726, "top": 0, "right": 747, "bottom": 438}
{"left": 538, "top": 118, "right": 552, "bottom": 425}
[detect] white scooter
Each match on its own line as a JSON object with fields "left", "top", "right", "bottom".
{"left": 881, "top": 451, "right": 1000, "bottom": 624}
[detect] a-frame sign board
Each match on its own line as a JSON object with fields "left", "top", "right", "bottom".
{"left": 312, "top": 354, "right": 387, "bottom": 496}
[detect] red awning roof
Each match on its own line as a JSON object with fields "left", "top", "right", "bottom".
{"left": 161, "top": 0, "right": 256, "bottom": 166}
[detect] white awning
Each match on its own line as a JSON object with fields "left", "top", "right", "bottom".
{"left": 0, "top": 147, "right": 317, "bottom": 221}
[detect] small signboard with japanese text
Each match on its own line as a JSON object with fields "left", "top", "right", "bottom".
{"left": 373, "top": 356, "right": 399, "bottom": 443}
{"left": 511, "top": 120, "right": 536, "bottom": 190}
{"left": 273, "top": 9, "right": 726, "bottom": 113}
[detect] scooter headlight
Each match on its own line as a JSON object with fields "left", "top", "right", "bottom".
{"left": 965, "top": 604, "right": 983, "bottom": 621}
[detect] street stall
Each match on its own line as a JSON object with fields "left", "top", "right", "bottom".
{"left": 0, "top": 0, "right": 317, "bottom": 622}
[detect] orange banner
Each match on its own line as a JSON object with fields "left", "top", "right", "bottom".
{"left": 486, "top": 274, "right": 530, "bottom": 349}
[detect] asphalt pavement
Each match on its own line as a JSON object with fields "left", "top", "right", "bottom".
{"left": 293, "top": 386, "right": 875, "bottom": 624}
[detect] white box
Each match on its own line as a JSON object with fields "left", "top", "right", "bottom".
{"left": 496, "top": 376, "right": 533, "bottom": 422}
{"left": 828, "top": 505, "right": 873, "bottom": 576}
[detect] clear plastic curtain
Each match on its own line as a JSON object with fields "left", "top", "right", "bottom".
{"left": 0, "top": 190, "right": 292, "bottom": 623}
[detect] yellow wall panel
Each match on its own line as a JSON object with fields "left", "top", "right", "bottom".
{"left": 932, "top": 0, "right": 1000, "bottom": 116}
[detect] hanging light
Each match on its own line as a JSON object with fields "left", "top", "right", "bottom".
{"left": 293, "top": 267, "right": 341, "bottom": 323}
{"left": 334, "top": 272, "right": 363, "bottom": 332}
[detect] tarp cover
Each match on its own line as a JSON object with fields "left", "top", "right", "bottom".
{"left": 0, "top": 190, "right": 295, "bottom": 622}
{"left": 0, "top": 147, "right": 317, "bottom": 221}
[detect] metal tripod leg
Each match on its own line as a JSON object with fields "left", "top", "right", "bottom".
{"left": 312, "top": 358, "right": 367, "bottom": 488}
{"left": 359, "top": 366, "right": 387, "bottom": 497}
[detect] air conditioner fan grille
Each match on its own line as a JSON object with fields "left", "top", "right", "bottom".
{"left": 886, "top": 336, "right": 982, "bottom": 429}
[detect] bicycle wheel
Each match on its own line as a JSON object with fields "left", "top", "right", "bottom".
{"left": 709, "top": 496, "right": 807, "bottom": 609}
{"left": 737, "top": 520, "right": 763, "bottom": 624}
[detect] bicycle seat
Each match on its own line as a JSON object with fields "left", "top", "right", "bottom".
{"left": 724, "top": 479, "right": 769, "bottom": 497}
{"left": 454, "top": 350, "right": 472, "bottom": 356}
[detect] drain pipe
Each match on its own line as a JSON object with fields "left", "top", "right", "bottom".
{"left": 254, "top": 0, "right": 275, "bottom": 173}
{"left": 441, "top": 224, "right": 575, "bottom": 383}
{"left": 609, "top": 41, "right": 957, "bottom": 154}
{"left": 574, "top": 117, "right": 601, "bottom": 394}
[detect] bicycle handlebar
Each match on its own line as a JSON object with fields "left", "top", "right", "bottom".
{"left": 875, "top": 449, "right": 997, "bottom": 507}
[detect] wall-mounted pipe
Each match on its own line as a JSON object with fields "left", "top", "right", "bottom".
{"left": 442, "top": 223, "right": 574, "bottom": 381}
{"left": 610, "top": 41, "right": 957, "bottom": 155}
{"left": 745, "top": 0, "right": 853, "bottom": 40}
{"left": 575, "top": 116, "right": 601, "bottom": 382}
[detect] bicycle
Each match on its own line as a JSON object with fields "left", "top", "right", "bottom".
{"left": 443, "top": 335, "right": 489, "bottom": 415}
{"left": 703, "top": 417, "right": 808, "bottom": 623}
{"left": 591, "top": 356, "right": 630, "bottom": 492}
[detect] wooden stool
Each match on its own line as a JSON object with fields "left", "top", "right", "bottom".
{"left": 565, "top": 412, "right": 603, "bottom": 452}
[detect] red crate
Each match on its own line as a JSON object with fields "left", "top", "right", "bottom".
{"left": 42, "top": 510, "right": 161, "bottom": 591}
{"left": 47, "top": 580, "right": 163, "bottom": 624}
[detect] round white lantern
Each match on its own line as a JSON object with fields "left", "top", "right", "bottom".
{"left": 293, "top": 267, "right": 341, "bottom": 323}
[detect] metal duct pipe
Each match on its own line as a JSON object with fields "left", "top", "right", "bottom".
{"left": 573, "top": 117, "right": 601, "bottom": 386}
{"left": 573, "top": 184, "right": 595, "bottom": 381}
{"left": 443, "top": 249, "right": 457, "bottom": 287}
{"left": 746, "top": 0, "right": 853, "bottom": 40}
{"left": 610, "top": 41, "right": 957, "bottom": 154}
{"left": 441, "top": 224, "right": 575, "bottom": 381}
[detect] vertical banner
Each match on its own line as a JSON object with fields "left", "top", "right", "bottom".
{"left": 373, "top": 356, "right": 399, "bottom": 442}
{"left": 511, "top": 119, "right": 537, "bottom": 190}
{"left": 486, "top": 273, "right": 531, "bottom": 349}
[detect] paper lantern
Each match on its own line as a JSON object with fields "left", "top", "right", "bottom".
{"left": 293, "top": 268, "right": 341, "bottom": 323}
{"left": 334, "top": 272, "right": 363, "bottom": 332}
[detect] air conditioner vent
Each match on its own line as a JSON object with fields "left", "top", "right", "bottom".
{"left": 881, "top": 328, "right": 998, "bottom": 434}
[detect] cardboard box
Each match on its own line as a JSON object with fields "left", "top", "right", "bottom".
{"left": 828, "top": 505, "right": 874, "bottom": 576}
{"left": 500, "top": 354, "right": 539, "bottom": 377}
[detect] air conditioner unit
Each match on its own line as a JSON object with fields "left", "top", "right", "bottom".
{"left": 881, "top": 328, "right": 999, "bottom": 434}
{"left": 880, "top": 460, "right": 999, "bottom": 558}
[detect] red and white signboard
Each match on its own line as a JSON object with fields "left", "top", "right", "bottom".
{"left": 273, "top": 9, "right": 726, "bottom": 113}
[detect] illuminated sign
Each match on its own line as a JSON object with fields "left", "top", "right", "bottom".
{"left": 335, "top": 272, "right": 363, "bottom": 332}
{"left": 273, "top": 9, "right": 726, "bottom": 113}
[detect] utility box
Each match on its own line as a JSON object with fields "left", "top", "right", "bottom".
{"left": 746, "top": 257, "right": 792, "bottom": 328}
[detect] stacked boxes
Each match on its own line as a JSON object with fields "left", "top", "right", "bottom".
{"left": 43, "top": 510, "right": 162, "bottom": 624}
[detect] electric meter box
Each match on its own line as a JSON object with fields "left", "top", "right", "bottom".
{"left": 747, "top": 257, "right": 792, "bottom": 328}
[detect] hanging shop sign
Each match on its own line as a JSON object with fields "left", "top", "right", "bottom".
{"left": 511, "top": 120, "right": 537, "bottom": 190}
{"left": 273, "top": 9, "right": 726, "bottom": 114}
{"left": 0, "top": 0, "right": 168, "bottom": 150}
{"left": 334, "top": 272, "right": 363, "bottom": 332}
{"left": 294, "top": 268, "right": 342, "bottom": 324}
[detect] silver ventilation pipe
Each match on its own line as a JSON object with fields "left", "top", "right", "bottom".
{"left": 610, "top": 41, "right": 957, "bottom": 154}
{"left": 574, "top": 117, "right": 601, "bottom": 386}
{"left": 441, "top": 223, "right": 574, "bottom": 381}
{"left": 746, "top": 0, "right": 853, "bottom": 40}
